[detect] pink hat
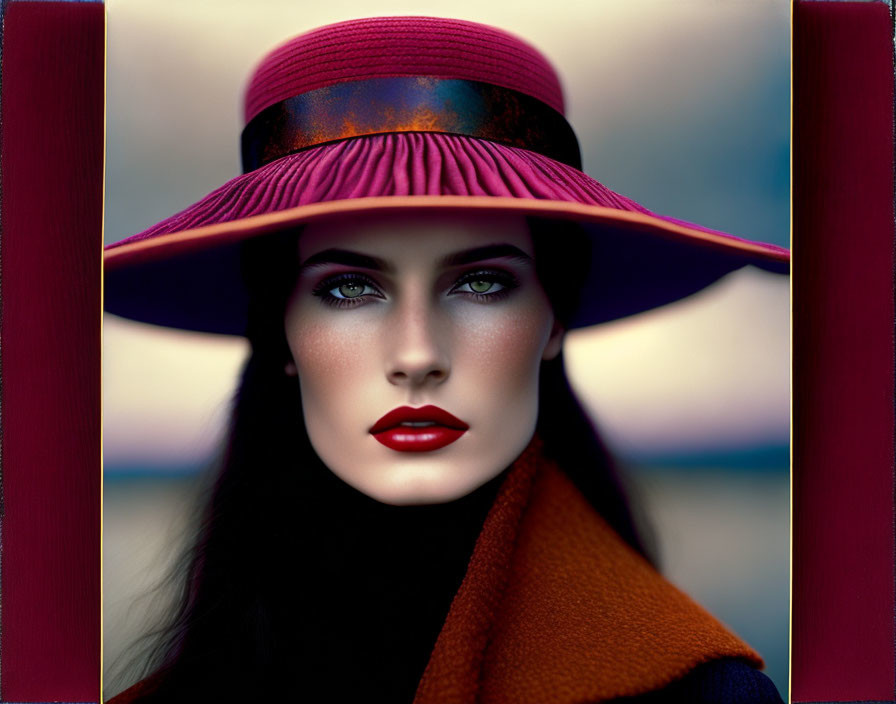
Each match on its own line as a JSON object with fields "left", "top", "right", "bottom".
{"left": 104, "top": 16, "right": 789, "bottom": 335}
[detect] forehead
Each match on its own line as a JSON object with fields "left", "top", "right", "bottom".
{"left": 297, "top": 211, "right": 534, "bottom": 263}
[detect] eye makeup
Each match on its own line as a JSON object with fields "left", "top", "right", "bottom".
{"left": 310, "top": 266, "right": 522, "bottom": 309}
{"left": 449, "top": 269, "right": 520, "bottom": 302}
{"left": 311, "top": 272, "right": 384, "bottom": 308}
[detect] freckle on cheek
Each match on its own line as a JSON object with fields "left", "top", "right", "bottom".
{"left": 469, "top": 320, "right": 546, "bottom": 382}
{"left": 296, "top": 324, "right": 346, "bottom": 375}
{"left": 292, "top": 319, "right": 374, "bottom": 396}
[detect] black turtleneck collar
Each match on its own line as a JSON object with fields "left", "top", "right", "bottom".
{"left": 285, "top": 456, "right": 510, "bottom": 703}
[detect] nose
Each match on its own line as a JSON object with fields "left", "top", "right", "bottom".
{"left": 385, "top": 295, "right": 450, "bottom": 388}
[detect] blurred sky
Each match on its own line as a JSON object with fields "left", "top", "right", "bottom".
{"left": 103, "top": 0, "right": 789, "bottom": 469}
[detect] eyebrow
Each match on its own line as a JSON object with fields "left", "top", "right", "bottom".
{"left": 437, "top": 244, "right": 533, "bottom": 268}
{"left": 299, "top": 249, "right": 393, "bottom": 273}
{"left": 299, "top": 244, "right": 533, "bottom": 274}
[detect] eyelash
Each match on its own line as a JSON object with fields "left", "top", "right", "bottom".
{"left": 310, "top": 273, "right": 383, "bottom": 308}
{"left": 451, "top": 270, "right": 519, "bottom": 301}
{"left": 310, "top": 270, "right": 520, "bottom": 308}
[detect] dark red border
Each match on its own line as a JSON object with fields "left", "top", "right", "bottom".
{"left": 792, "top": 1, "right": 896, "bottom": 701}
{"left": 0, "top": 1, "right": 893, "bottom": 700}
{"left": 0, "top": 1, "right": 103, "bottom": 700}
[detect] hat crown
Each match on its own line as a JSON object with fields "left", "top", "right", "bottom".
{"left": 244, "top": 16, "right": 567, "bottom": 124}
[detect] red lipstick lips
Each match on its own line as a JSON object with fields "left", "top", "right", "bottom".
{"left": 369, "top": 405, "right": 469, "bottom": 452}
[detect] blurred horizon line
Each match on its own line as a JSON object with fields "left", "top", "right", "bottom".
{"left": 103, "top": 441, "right": 790, "bottom": 481}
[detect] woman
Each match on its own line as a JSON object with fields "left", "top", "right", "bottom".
{"left": 105, "top": 16, "right": 788, "bottom": 703}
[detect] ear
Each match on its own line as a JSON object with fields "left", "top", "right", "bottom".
{"left": 542, "top": 319, "right": 565, "bottom": 361}
{"left": 284, "top": 361, "right": 298, "bottom": 377}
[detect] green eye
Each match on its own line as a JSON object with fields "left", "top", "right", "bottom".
{"left": 451, "top": 270, "right": 518, "bottom": 299}
{"left": 337, "top": 282, "right": 365, "bottom": 298}
{"left": 312, "top": 274, "right": 382, "bottom": 306}
{"left": 469, "top": 280, "right": 494, "bottom": 293}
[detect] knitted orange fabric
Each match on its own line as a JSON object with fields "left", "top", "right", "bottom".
{"left": 413, "top": 438, "right": 761, "bottom": 704}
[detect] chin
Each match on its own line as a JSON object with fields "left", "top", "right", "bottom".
{"left": 343, "top": 462, "right": 501, "bottom": 506}
{"left": 374, "top": 485, "right": 475, "bottom": 507}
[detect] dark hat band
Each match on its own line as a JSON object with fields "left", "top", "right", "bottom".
{"left": 240, "top": 76, "right": 582, "bottom": 173}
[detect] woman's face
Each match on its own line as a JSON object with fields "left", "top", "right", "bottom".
{"left": 284, "top": 211, "right": 564, "bottom": 505}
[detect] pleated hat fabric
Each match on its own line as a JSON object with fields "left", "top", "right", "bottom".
{"left": 104, "top": 16, "right": 789, "bottom": 335}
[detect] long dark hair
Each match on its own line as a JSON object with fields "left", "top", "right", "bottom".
{"left": 118, "top": 220, "right": 653, "bottom": 702}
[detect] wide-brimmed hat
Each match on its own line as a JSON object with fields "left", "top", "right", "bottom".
{"left": 104, "top": 16, "right": 789, "bottom": 335}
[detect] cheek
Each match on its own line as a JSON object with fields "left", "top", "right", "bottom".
{"left": 291, "top": 320, "right": 346, "bottom": 377}
{"left": 286, "top": 314, "right": 377, "bottom": 415}
{"left": 456, "top": 304, "right": 551, "bottom": 396}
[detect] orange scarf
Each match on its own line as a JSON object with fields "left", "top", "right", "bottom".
{"left": 414, "top": 437, "right": 761, "bottom": 704}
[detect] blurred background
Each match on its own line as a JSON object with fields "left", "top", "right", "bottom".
{"left": 103, "top": 0, "right": 789, "bottom": 698}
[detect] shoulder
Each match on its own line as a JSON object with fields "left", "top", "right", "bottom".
{"left": 610, "top": 658, "right": 784, "bottom": 704}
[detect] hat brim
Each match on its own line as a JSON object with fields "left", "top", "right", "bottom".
{"left": 104, "top": 133, "right": 788, "bottom": 335}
